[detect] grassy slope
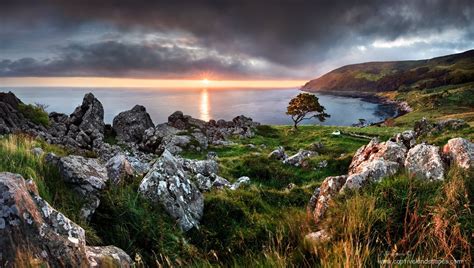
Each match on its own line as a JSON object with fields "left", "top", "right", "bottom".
{"left": 0, "top": 120, "right": 472, "bottom": 266}
{"left": 302, "top": 49, "right": 474, "bottom": 93}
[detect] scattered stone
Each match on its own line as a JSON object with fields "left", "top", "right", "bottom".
{"left": 316, "top": 160, "right": 328, "bottom": 168}
{"left": 207, "top": 151, "right": 218, "bottom": 160}
{"left": 138, "top": 150, "right": 204, "bottom": 231}
{"left": 230, "top": 176, "right": 251, "bottom": 190}
{"left": 405, "top": 144, "right": 445, "bottom": 181}
{"left": 113, "top": 105, "right": 154, "bottom": 143}
{"left": 31, "top": 147, "right": 44, "bottom": 157}
{"left": 268, "top": 146, "right": 288, "bottom": 160}
{"left": 392, "top": 130, "right": 416, "bottom": 149}
{"left": 442, "top": 138, "right": 474, "bottom": 170}
{"left": 343, "top": 159, "right": 399, "bottom": 190}
{"left": 212, "top": 176, "right": 232, "bottom": 189}
{"left": 283, "top": 149, "right": 317, "bottom": 166}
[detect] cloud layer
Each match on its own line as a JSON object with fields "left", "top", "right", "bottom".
{"left": 1, "top": 0, "right": 473, "bottom": 79}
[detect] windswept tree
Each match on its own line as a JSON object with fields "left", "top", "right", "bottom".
{"left": 286, "top": 93, "right": 330, "bottom": 129}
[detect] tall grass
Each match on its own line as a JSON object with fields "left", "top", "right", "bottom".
{"left": 0, "top": 134, "right": 99, "bottom": 243}
{"left": 308, "top": 170, "right": 473, "bottom": 267}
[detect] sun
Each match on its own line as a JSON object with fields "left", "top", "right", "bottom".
{"left": 201, "top": 78, "right": 210, "bottom": 85}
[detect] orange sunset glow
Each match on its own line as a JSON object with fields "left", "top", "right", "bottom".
{"left": 0, "top": 77, "right": 306, "bottom": 88}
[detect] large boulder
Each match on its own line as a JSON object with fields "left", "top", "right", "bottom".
{"left": 0, "top": 92, "right": 45, "bottom": 135}
{"left": 0, "top": 172, "right": 132, "bottom": 267}
{"left": 138, "top": 150, "right": 204, "bottom": 231}
{"left": 58, "top": 155, "right": 109, "bottom": 220}
{"left": 69, "top": 93, "right": 105, "bottom": 138}
{"left": 405, "top": 144, "right": 445, "bottom": 181}
{"left": 443, "top": 138, "right": 474, "bottom": 170}
{"left": 113, "top": 105, "right": 154, "bottom": 143}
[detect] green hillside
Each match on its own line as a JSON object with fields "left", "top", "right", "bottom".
{"left": 302, "top": 49, "right": 474, "bottom": 93}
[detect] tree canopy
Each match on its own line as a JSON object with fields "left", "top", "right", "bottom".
{"left": 286, "top": 93, "right": 330, "bottom": 129}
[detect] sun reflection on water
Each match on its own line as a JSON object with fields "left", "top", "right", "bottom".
{"left": 199, "top": 88, "right": 211, "bottom": 121}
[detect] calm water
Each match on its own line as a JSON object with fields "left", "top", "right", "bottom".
{"left": 1, "top": 87, "right": 397, "bottom": 126}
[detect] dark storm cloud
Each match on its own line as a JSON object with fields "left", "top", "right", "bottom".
{"left": 1, "top": 0, "right": 474, "bottom": 78}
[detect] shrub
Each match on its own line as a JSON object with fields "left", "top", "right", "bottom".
{"left": 18, "top": 103, "right": 50, "bottom": 127}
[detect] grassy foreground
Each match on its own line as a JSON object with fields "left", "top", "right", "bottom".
{"left": 0, "top": 121, "right": 472, "bottom": 266}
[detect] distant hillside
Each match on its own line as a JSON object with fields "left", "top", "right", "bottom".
{"left": 302, "top": 49, "right": 474, "bottom": 94}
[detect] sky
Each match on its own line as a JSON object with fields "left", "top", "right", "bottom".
{"left": 1, "top": 0, "right": 474, "bottom": 87}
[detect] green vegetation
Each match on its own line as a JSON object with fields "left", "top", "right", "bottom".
{"left": 303, "top": 49, "right": 474, "bottom": 93}
{"left": 0, "top": 119, "right": 472, "bottom": 266}
{"left": 18, "top": 103, "right": 50, "bottom": 127}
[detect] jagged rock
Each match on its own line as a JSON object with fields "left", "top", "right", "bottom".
{"left": 106, "top": 154, "right": 134, "bottom": 185}
{"left": 309, "top": 175, "right": 348, "bottom": 224}
{"left": 141, "top": 124, "right": 182, "bottom": 153}
{"left": 113, "top": 105, "right": 154, "bottom": 143}
{"left": 138, "top": 150, "right": 204, "bottom": 231}
{"left": 392, "top": 130, "right": 417, "bottom": 149}
{"left": 0, "top": 172, "right": 132, "bottom": 267}
{"left": 414, "top": 117, "right": 468, "bottom": 137}
{"left": 230, "top": 176, "right": 251, "bottom": 190}
{"left": 405, "top": 144, "right": 445, "bottom": 180}
{"left": 86, "top": 245, "right": 133, "bottom": 267}
{"left": 283, "top": 149, "right": 317, "bottom": 166}
{"left": 58, "top": 155, "right": 109, "bottom": 220}
{"left": 69, "top": 93, "right": 104, "bottom": 138}
{"left": 0, "top": 92, "right": 46, "bottom": 135}
{"left": 343, "top": 159, "right": 399, "bottom": 190}
{"left": 443, "top": 138, "right": 474, "bottom": 170}
{"left": 348, "top": 139, "right": 406, "bottom": 175}
{"left": 168, "top": 111, "right": 190, "bottom": 130}
{"left": 268, "top": 146, "right": 288, "bottom": 160}
{"left": 45, "top": 152, "right": 60, "bottom": 166}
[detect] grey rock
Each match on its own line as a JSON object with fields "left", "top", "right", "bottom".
{"left": 283, "top": 149, "right": 317, "bottom": 166}
{"left": 392, "top": 130, "right": 417, "bottom": 149}
{"left": 212, "top": 176, "right": 232, "bottom": 189}
{"left": 405, "top": 144, "right": 445, "bottom": 181}
{"left": 230, "top": 176, "right": 250, "bottom": 190}
{"left": 113, "top": 105, "right": 154, "bottom": 143}
{"left": 0, "top": 172, "right": 132, "bottom": 267}
{"left": 343, "top": 159, "right": 399, "bottom": 191}
{"left": 138, "top": 150, "right": 204, "bottom": 231}
{"left": 195, "top": 174, "right": 213, "bottom": 191}
{"left": 31, "top": 147, "right": 44, "bottom": 157}
{"left": 309, "top": 175, "right": 347, "bottom": 224}
{"left": 349, "top": 139, "right": 406, "bottom": 175}
{"left": 86, "top": 245, "right": 133, "bottom": 268}
{"left": 443, "top": 138, "right": 474, "bottom": 170}
{"left": 58, "top": 155, "right": 109, "bottom": 220}
{"left": 106, "top": 154, "right": 134, "bottom": 185}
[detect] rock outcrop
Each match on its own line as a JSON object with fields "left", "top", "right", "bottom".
{"left": 58, "top": 155, "right": 109, "bottom": 220}
{"left": 138, "top": 150, "right": 204, "bottom": 231}
{"left": 0, "top": 92, "right": 46, "bottom": 135}
{"left": 308, "top": 175, "right": 348, "bottom": 224}
{"left": 0, "top": 172, "right": 132, "bottom": 267}
{"left": 113, "top": 105, "right": 154, "bottom": 144}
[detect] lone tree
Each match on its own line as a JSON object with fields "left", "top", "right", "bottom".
{"left": 286, "top": 93, "right": 330, "bottom": 129}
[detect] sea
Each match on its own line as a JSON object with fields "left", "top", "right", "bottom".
{"left": 1, "top": 87, "right": 398, "bottom": 126}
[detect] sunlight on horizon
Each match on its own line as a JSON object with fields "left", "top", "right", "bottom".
{"left": 0, "top": 77, "right": 307, "bottom": 89}
{"left": 199, "top": 88, "right": 211, "bottom": 121}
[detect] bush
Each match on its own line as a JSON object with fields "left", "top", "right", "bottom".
{"left": 18, "top": 103, "right": 50, "bottom": 127}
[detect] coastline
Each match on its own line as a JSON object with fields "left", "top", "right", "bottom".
{"left": 301, "top": 89, "right": 413, "bottom": 123}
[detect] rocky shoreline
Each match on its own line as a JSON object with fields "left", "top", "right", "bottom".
{"left": 302, "top": 89, "right": 412, "bottom": 124}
